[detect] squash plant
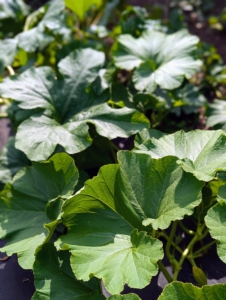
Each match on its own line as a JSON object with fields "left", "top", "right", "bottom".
{"left": 0, "top": 0, "right": 226, "bottom": 299}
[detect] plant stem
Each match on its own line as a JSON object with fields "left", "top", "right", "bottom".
{"left": 110, "top": 141, "right": 120, "bottom": 152}
{"left": 160, "top": 232, "right": 183, "bottom": 254}
{"left": 24, "top": 10, "right": 39, "bottom": 31}
{"left": 6, "top": 66, "right": 15, "bottom": 76}
{"left": 157, "top": 260, "right": 173, "bottom": 283}
{"left": 178, "top": 221, "right": 195, "bottom": 235}
{"left": 193, "top": 240, "right": 216, "bottom": 256}
{"left": 165, "top": 221, "right": 178, "bottom": 262}
{"left": 173, "top": 223, "right": 206, "bottom": 280}
{"left": 109, "top": 141, "right": 118, "bottom": 164}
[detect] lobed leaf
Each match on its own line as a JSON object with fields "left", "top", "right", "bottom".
{"left": 112, "top": 29, "right": 201, "bottom": 92}
{"left": 0, "top": 153, "right": 79, "bottom": 269}
{"left": 0, "top": 48, "right": 149, "bottom": 161}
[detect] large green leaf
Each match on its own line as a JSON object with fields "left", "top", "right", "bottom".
{"left": 112, "top": 29, "right": 201, "bottom": 92}
{"left": 57, "top": 151, "right": 202, "bottom": 293}
{"left": 205, "top": 202, "right": 226, "bottom": 263}
{"left": 57, "top": 224, "right": 163, "bottom": 294}
{"left": 32, "top": 243, "right": 104, "bottom": 300}
{"left": 158, "top": 282, "right": 226, "bottom": 299}
{"left": 65, "top": 0, "right": 103, "bottom": 21}
{"left": 0, "top": 137, "right": 30, "bottom": 185}
{"left": 61, "top": 151, "right": 203, "bottom": 231}
{"left": 0, "top": 48, "right": 149, "bottom": 161}
{"left": 0, "top": 153, "right": 79, "bottom": 269}
{"left": 134, "top": 129, "right": 226, "bottom": 181}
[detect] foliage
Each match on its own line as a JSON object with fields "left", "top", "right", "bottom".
{"left": 0, "top": 0, "right": 226, "bottom": 299}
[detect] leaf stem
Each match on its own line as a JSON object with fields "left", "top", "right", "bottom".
{"left": 160, "top": 232, "right": 183, "bottom": 254}
{"left": 193, "top": 240, "right": 216, "bottom": 256}
{"left": 110, "top": 141, "right": 120, "bottom": 152}
{"left": 157, "top": 260, "right": 173, "bottom": 283}
{"left": 165, "top": 221, "right": 178, "bottom": 262}
{"left": 178, "top": 221, "right": 195, "bottom": 235}
{"left": 109, "top": 141, "right": 118, "bottom": 164}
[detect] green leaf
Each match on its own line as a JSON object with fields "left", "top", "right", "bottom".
{"left": 134, "top": 128, "right": 165, "bottom": 148}
{"left": 158, "top": 282, "right": 226, "bottom": 300}
{"left": 0, "top": 137, "right": 30, "bottom": 185}
{"left": 65, "top": 0, "right": 103, "bottom": 21}
{"left": 112, "top": 29, "right": 201, "bottom": 92}
{"left": 32, "top": 243, "right": 104, "bottom": 300}
{"left": 0, "top": 48, "right": 149, "bottom": 161}
{"left": 61, "top": 151, "right": 203, "bottom": 231}
{"left": 0, "top": 153, "right": 79, "bottom": 269}
{"left": 134, "top": 129, "right": 226, "bottom": 181}
{"left": 57, "top": 226, "right": 163, "bottom": 294}
{"left": 0, "top": 38, "right": 18, "bottom": 74}
{"left": 56, "top": 151, "right": 202, "bottom": 293}
{"left": 17, "top": 0, "right": 66, "bottom": 53}
{"left": 205, "top": 202, "right": 226, "bottom": 263}
{"left": 217, "top": 185, "right": 226, "bottom": 203}
{"left": 170, "top": 83, "right": 207, "bottom": 116}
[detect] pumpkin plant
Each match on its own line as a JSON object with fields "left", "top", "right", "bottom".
{"left": 0, "top": 0, "right": 226, "bottom": 299}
